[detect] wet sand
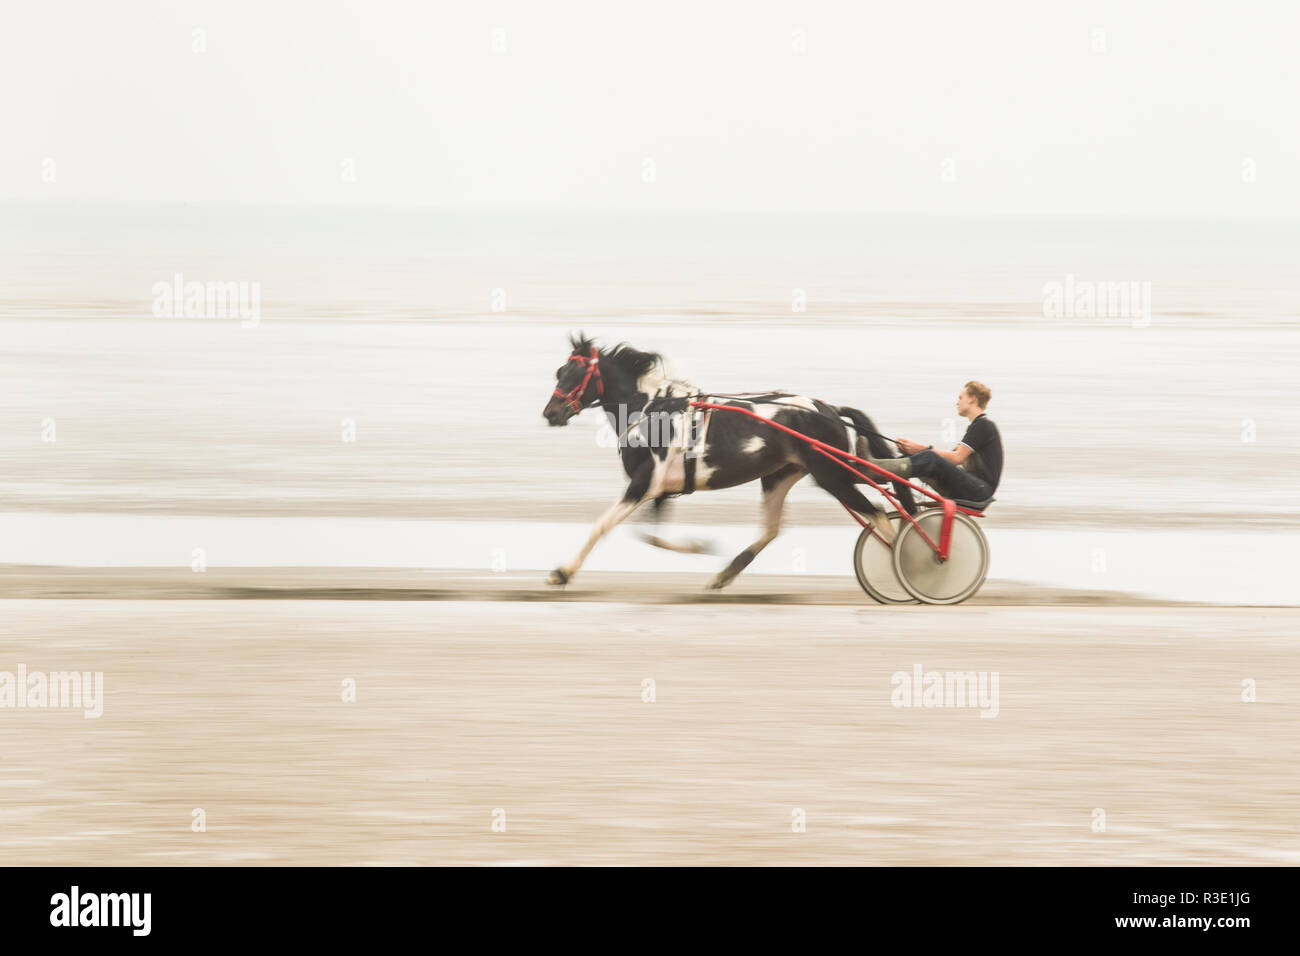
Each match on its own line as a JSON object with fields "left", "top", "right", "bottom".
{"left": 2, "top": 589, "right": 1295, "bottom": 865}
{"left": 0, "top": 566, "right": 1192, "bottom": 606}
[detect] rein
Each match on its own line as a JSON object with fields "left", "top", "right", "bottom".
{"left": 704, "top": 392, "right": 900, "bottom": 446}
{"left": 553, "top": 358, "right": 897, "bottom": 453}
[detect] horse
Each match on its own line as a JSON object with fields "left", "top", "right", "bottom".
{"left": 540, "top": 332, "right": 916, "bottom": 589}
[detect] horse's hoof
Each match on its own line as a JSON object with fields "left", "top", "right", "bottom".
{"left": 547, "top": 568, "right": 570, "bottom": 587}
{"left": 705, "top": 574, "right": 730, "bottom": 591}
{"left": 870, "top": 512, "right": 896, "bottom": 546}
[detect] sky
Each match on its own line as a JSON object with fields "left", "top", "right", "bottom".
{"left": 1, "top": 0, "right": 1297, "bottom": 214}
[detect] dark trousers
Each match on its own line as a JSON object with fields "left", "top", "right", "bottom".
{"left": 908, "top": 449, "right": 993, "bottom": 502}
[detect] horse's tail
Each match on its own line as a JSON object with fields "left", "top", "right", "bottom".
{"left": 835, "top": 405, "right": 918, "bottom": 515}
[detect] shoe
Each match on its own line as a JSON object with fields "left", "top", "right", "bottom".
{"left": 864, "top": 456, "right": 911, "bottom": 479}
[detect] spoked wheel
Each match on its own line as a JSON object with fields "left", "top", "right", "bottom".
{"left": 892, "top": 510, "right": 989, "bottom": 605}
{"left": 852, "top": 513, "right": 919, "bottom": 605}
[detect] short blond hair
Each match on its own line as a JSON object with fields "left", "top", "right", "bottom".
{"left": 964, "top": 381, "right": 991, "bottom": 408}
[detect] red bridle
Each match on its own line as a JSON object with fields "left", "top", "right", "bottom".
{"left": 552, "top": 347, "right": 605, "bottom": 413}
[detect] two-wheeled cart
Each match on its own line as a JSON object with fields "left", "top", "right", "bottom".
{"left": 688, "top": 401, "right": 992, "bottom": 606}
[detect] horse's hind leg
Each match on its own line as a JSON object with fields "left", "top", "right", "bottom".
{"left": 807, "top": 453, "right": 897, "bottom": 544}
{"left": 855, "top": 436, "right": 917, "bottom": 516}
{"left": 707, "top": 463, "right": 806, "bottom": 591}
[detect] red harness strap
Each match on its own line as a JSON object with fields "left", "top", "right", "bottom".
{"left": 552, "top": 347, "right": 605, "bottom": 413}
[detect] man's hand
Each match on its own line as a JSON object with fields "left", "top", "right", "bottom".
{"left": 896, "top": 438, "right": 929, "bottom": 456}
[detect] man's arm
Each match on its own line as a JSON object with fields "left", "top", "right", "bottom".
{"left": 897, "top": 437, "right": 972, "bottom": 464}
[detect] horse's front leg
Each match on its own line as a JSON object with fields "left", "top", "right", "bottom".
{"left": 547, "top": 461, "right": 654, "bottom": 586}
{"left": 636, "top": 495, "right": 718, "bottom": 555}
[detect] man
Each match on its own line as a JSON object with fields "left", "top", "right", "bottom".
{"left": 865, "top": 381, "right": 1003, "bottom": 503}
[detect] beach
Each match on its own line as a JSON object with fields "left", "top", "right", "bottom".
{"left": 1, "top": 204, "right": 1297, "bottom": 865}
{"left": 2, "top": 596, "right": 1295, "bottom": 866}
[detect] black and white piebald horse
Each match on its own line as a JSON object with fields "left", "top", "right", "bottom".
{"left": 540, "top": 333, "right": 916, "bottom": 589}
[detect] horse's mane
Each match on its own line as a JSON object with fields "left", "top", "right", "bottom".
{"left": 570, "top": 331, "right": 666, "bottom": 380}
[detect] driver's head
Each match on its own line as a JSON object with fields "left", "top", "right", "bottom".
{"left": 957, "top": 381, "right": 990, "bottom": 416}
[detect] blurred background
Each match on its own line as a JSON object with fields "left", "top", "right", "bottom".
{"left": 1, "top": 1, "right": 1297, "bottom": 601}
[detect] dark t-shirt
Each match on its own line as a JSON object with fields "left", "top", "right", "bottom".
{"left": 958, "top": 414, "right": 1003, "bottom": 491}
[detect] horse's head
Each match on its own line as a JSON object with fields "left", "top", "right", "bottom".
{"left": 542, "top": 332, "right": 604, "bottom": 426}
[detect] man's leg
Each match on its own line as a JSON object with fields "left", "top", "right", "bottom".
{"left": 906, "top": 450, "right": 992, "bottom": 501}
